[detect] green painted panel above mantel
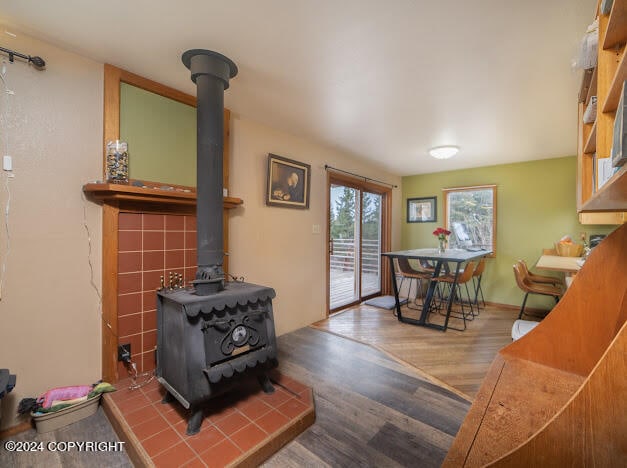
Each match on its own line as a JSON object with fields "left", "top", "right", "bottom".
{"left": 120, "top": 83, "right": 197, "bottom": 186}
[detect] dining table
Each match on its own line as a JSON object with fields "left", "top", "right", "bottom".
{"left": 381, "top": 248, "right": 492, "bottom": 331}
{"left": 535, "top": 255, "right": 582, "bottom": 274}
{"left": 535, "top": 254, "right": 583, "bottom": 288}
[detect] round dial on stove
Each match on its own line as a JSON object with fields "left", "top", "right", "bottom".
{"left": 232, "top": 325, "right": 248, "bottom": 345}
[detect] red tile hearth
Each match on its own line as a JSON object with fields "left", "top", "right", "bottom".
{"left": 103, "top": 371, "right": 315, "bottom": 467}
{"left": 117, "top": 213, "right": 198, "bottom": 377}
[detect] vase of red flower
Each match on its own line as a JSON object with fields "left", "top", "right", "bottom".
{"left": 433, "top": 227, "right": 451, "bottom": 253}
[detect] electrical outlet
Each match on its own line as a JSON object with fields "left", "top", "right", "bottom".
{"left": 3, "top": 155, "right": 12, "bottom": 171}
{"left": 117, "top": 343, "right": 131, "bottom": 362}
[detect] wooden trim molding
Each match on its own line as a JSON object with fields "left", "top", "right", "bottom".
{"left": 101, "top": 203, "right": 119, "bottom": 385}
{"left": 97, "top": 65, "right": 239, "bottom": 383}
{"left": 327, "top": 172, "right": 393, "bottom": 314}
{"left": 0, "top": 421, "right": 32, "bottom": 439}
{"left": 103, "top": 64, "right": 231, "bottom": 191}
{"left": 83, "top": 182, "right": 243, "bottom": 209}
{"left": 442, "top": 184, "right": 497, "bottom": 257}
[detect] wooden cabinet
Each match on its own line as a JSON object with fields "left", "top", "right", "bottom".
{"left": 576, "top": 0, "right": 627, "bottom": 224}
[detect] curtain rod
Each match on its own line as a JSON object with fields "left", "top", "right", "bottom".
{"left": 324, "top": 165, "right": 398, "bottom": 188}
{"left": 0, "top": 46, "right": 46, "bottom": 69}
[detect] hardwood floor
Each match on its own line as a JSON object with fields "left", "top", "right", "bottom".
{"left": 312, "top": 303, "right": 520, "bottom": 398}
{"left": 3, "top": 304, "right": 510, "bottom": 467}
{"left": 0, "top": 407, "right": 132, "bottom": 468}
{"left": 263, "top": 327, "right": 470, "bottom": 467}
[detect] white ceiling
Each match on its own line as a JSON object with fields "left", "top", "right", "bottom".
{"left": 0, "top": 0, "right": 596, "bottom": 175}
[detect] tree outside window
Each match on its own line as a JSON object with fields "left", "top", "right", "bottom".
{"left": 443, "top": 185, "right": 496, "bottom": 255}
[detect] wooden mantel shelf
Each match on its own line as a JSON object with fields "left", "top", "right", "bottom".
{"left": 83, "top": 182, "right": 243, "bottom": 209}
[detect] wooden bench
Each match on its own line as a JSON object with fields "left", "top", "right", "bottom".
{"left": 443, "top": 223, "right": 626, "bottom": 466}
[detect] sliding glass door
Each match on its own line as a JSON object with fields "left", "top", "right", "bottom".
{"left": 328, "top": 179, "right": 385, "bottom": 312}
{"left": 361, "top": 191, "right": 382, "bottom": 297}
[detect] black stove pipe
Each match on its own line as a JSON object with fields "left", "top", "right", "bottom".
{"left": 182, "top": 50, "right": 238, "bottom": 296}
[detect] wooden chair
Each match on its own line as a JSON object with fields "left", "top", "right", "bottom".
{"left": 395, "top": 258, "right": 432, "bottom": 310}
{"left": 519, "top": 259, "right": 562, "bottom": 287}
{"left": 432, "top": 261, "right": 476, "bottom": 331}
{"left": 444, "top": 223, "right": 627, "bottom": 467}
{"left": 513, "top": 261, "right": 562, "bottom": 319}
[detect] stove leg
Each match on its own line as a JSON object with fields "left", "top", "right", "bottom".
{"left": 258, "top": 373, "right": 275, "bottom": 394}
{"left": 161, "top": 391, "right": 175, "bottom": 404}
{"left": 186, "top": 409, "right": 203, "bottom": 435}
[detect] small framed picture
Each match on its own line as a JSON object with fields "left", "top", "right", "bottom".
{"left": 407, "top": 196, "right": 437, "bottom": 223}
{"left": 266, "top": 153, "right": 311, "bottom": 209}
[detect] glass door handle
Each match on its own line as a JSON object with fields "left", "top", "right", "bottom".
{"left": 329, "top": 239, "right": 334, "bottom": 254}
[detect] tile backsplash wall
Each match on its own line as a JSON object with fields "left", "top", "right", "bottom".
{"left": 117, "top": 212, "right": 197, "bottom": 376}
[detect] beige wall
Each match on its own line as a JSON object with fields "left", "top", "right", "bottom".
{"left": 228, "top": 117, "right": 401, "bottom": 336}
{"left": 0, "top": 30, "right": 103, "bottom": 430}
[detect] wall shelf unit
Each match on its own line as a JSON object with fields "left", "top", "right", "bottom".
{"left": 576, "top": 0, "right": 627, "bottom": 224}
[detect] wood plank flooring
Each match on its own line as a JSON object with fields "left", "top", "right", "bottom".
{"left": 263, "top": 327, "right": 470, "bottom": 467}
{"left": 312, "top": 303, "right": 520, "bottom": 398}
{"left": 2, "top": 325, "right": 479, "bottom": 467}
{"left": 0, "top": 407, "right": 132, "bottom": 468}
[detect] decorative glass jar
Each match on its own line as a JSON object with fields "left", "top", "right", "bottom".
{"left": 105, "top": 140, "right": 129, "bottom": 183}
{"left": 438, "top": 238, "right": 447, "bottom": 254}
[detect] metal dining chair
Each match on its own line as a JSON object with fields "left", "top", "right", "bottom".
{"left": 432, "top": 261, "right": 476, "bottom": 331}
{"left": 471, "top": 258, "right": 486, "bottom": 313}
{"left": 395, "top": 258, "right": 433, "bottom": 310}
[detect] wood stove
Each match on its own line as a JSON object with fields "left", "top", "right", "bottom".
{"left": 156, "top": 50, "right": 278, "bottom": 435}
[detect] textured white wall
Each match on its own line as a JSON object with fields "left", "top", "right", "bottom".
{"left": 0, "top": 28, "right": 103, "bottom": 430}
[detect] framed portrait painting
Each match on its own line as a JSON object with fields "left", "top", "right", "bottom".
{"left": 266, "top": 153, "right": 311, "bottom": 209}
{"left": 407, "top": 196, "right": 437, "bottom": 223}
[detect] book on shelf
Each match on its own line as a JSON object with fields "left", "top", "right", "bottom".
{"left": 597, "top": 156, "right": 613, "bottom": 190}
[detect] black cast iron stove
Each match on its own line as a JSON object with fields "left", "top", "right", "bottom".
{"left": 156, "top": 50, "right": 278, "bottom": 435}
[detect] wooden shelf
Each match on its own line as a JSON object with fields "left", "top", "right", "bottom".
{"left": 602, "top": 0, "right": 627, "bottom": 49}
{"left": 587, "top": 67, "right": 598, "bottom": 105}
{"left": 580, "top": 165, "right": 627, "bottom": 212}
{"left": 576, "top": 1, "right": 627, "bottom": 218}
{"left": 583, "top": 120, "right": 597, "bottom": 154}
{"left": 601, "top": 46, "right": 627, "bottom": 112}
{"left": 83, "top": 182, "right": 244, "bottom": 209}
{"left": 578, "top": 68, "right": 594, "bottom": 103}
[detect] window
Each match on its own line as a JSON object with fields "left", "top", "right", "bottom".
{"left": 443, "top": 185, "right": 496, "bottom": 255}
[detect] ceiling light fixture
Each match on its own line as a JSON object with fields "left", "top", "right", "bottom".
{"left": 429, "top": 145, "right": 459, "bottom": 160}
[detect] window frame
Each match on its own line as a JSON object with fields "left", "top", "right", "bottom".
{"left": 442, "top": 184, "right": 497, "bottom": 257}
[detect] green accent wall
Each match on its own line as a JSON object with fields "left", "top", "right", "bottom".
{"left": 401, "top": 156, "right": 617, "bottom": 310}
{"left": 120, "top": 83, "right": 196, "bottom": 186}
